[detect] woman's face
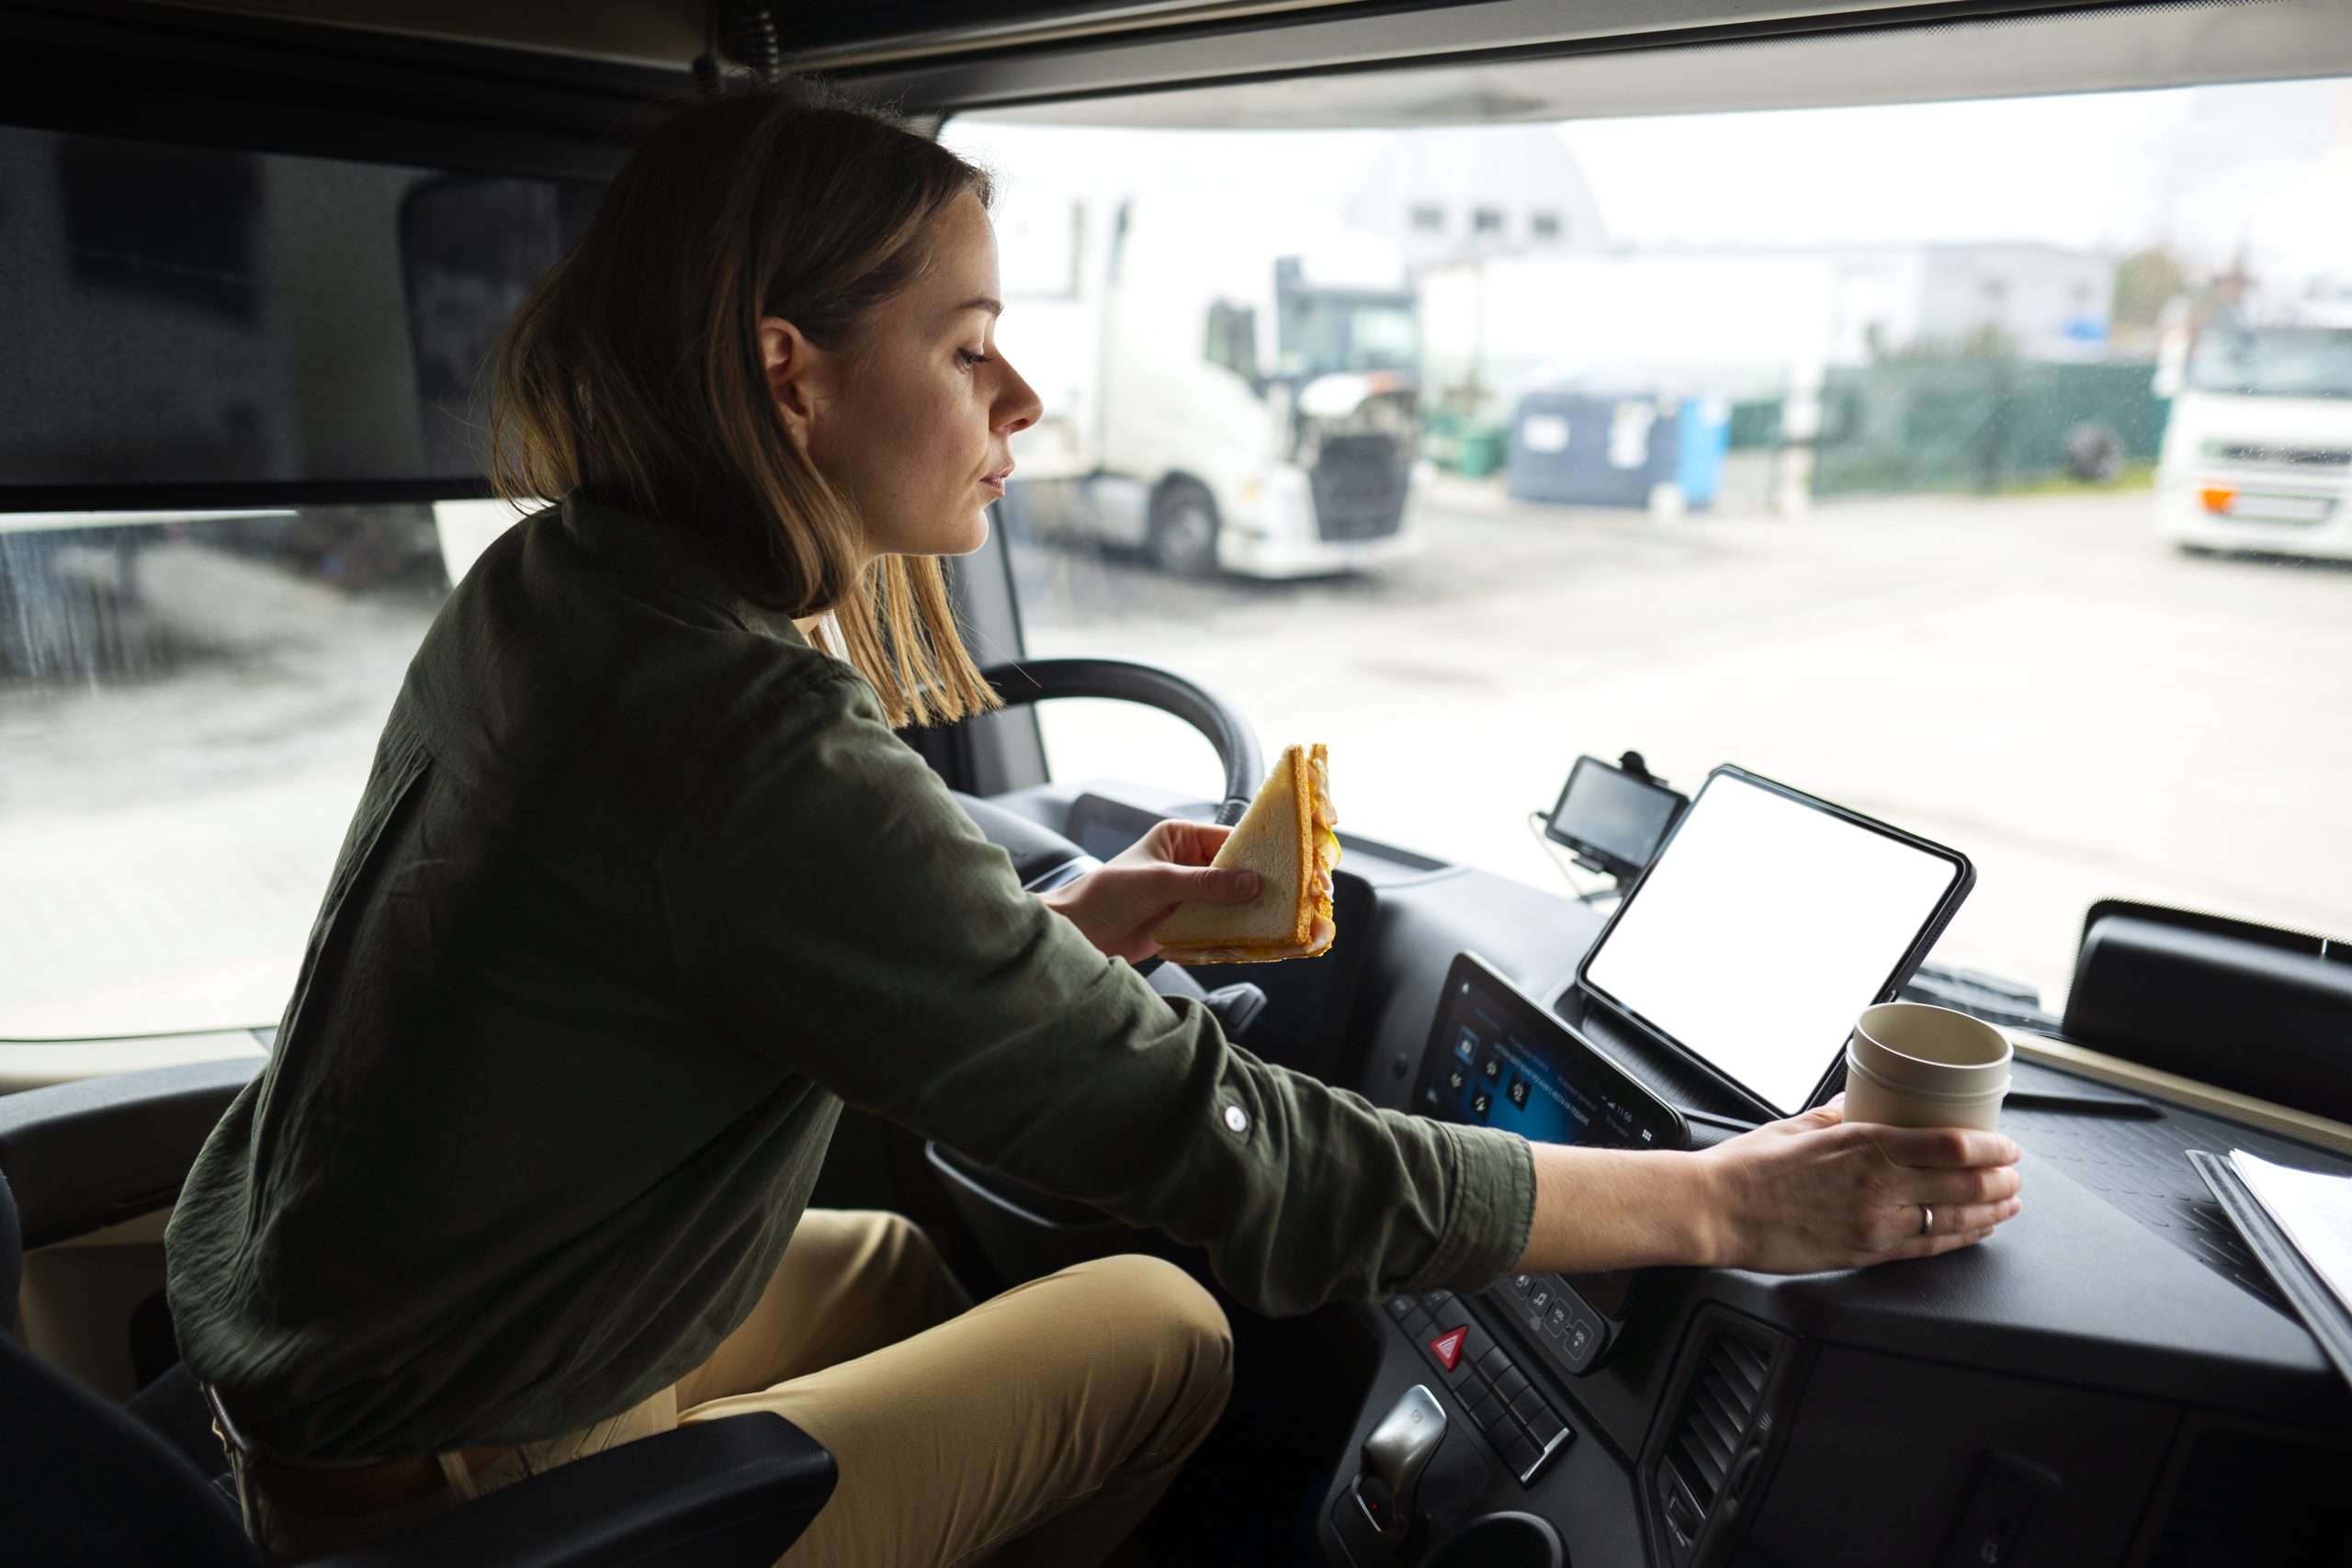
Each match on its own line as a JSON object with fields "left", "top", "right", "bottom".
{"left": 764, "top": 192, "right": 1042, "bottom": 562}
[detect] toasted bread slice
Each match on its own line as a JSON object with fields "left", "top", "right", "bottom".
{"left": 1159, "top": 743, "right": 1340, "bottom": 964}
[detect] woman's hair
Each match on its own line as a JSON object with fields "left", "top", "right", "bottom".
{"left": 491, "top": 76, "right": 1001, "bottom": 728}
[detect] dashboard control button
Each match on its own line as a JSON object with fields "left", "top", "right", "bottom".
{"left": 1475, "top": 1347, "right": 1513, "bottom": 1383}
{"left": 1523, "top": 1404, "right": 1568, "bottom": 1450}
{"left": 1509, "top": 1385, "right": 1550, "bottom": 1425}
{"left": 1427, "top": 1326, "right": 1468, "bottom": 1371}
{"left": 1528, "top": 1286, "right": 1553, "bottom": 1315}
{"left": 1494, "top": 1367, "right": 1531, "bottom": 1404}
{"left": 1518, "top": 1422, "right": 1575, "bottom": 1484}
{"left": 1399, "top": 1308, "right": 1432, "bottom": 1343}
{"left": 1469, "top": 1393, "right": 1510, "bottom": 1433}
{"left": 1545, "top": 1303, "right": 1573, "bottom": 1338}
{"left": 1510, "top": 1273, "right": 1533, "bottom": 1293}
{"left": 1419, "top": 1291, "right": 1455, "bottom": 1314}
{"left": 1504, "top": 1434, "right": 1545, "bottom": 1483}
{"left": 1385, "top": 1295, "right": 1416, "bottom": 1321}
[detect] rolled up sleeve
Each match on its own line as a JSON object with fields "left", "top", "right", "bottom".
{"left": 659, "top": 665, "right": 1535, "bottom": 1314}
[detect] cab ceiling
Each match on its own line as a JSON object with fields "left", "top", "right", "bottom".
{"left": 951, "top": 2, "right": 2352, "bottom": 126}
{"left": 11, "top": 0, "right": 2348, "bottom": 146}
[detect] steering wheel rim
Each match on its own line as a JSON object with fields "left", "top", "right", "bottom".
{"left": 978, "top": 658, "right": 1264, "bottom": 826}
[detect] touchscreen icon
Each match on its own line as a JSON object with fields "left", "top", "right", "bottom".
{"left": 1506, "top": 1077, "right": 1531, "bottom": 1111}
{"left": 1480, "top": 1057, "right": 1503, "bottom": 1084}
{"left": 1469, "top": 1091, "right": 1492, "bottom": 1121}
{"left": 1446, "top": 1067, "right": 1469, "bottom": 1095}
{"left": 1453, "top": 1029, "right": 1477, "bottom": 1064}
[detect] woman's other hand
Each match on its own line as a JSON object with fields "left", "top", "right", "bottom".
{"left": 1691, "top": 1098, "right": 2025, "bottom": 1272}
{"left": 1038, "top": 819, "right": 1260, "bottom": 964}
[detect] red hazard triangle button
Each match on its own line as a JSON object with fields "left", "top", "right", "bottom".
{"left": 1427, "top": 1326, "right": 1467, "bottom": 1371}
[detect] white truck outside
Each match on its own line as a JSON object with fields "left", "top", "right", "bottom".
{"left": 2154, "top": 313, "right": 2352, "bottom": 562}
{"left": 996, "top": 191, "right": 1426, "bottom": 578}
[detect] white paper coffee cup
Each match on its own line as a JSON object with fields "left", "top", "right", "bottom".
{"left": 1839, "top": 1001, "right": 2013, "bottom": 1132}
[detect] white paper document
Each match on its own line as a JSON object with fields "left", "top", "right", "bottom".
{"left": 2229, "top": 1149, "right": 2352, "bottom": 1314}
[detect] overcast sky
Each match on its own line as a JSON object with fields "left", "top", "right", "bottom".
{"left": 950, "top": 76, "right": 2352, "bottom": 285}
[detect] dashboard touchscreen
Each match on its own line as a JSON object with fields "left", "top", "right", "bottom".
{"left": 1419, "top": 953, "right": 1686, "bottom": 1156}
{"left": 1417, "top": 953, "right": 1686, "bottom": 1331}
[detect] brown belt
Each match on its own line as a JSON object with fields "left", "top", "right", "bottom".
{"left": 206, "top": 1382, "right": 517, "bottom": 1517}
{"left": 239, "top": 1443, "right": 517, "bottom": 1515}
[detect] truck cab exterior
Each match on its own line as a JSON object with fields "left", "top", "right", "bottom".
{"left": 2155, "top": 316, "right": 2352, "bottom": 561}
{"left": 994, "top": 186, "right": 1426, "bottom": 577}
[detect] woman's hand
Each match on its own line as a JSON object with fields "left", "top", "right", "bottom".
{"left": 1038, "top": 819, "right": 1261, "bottom": 965}
{"left": 1514, "top": 1098, "right": 2024, "bottom": 1279}
{"left": 1690, "top": 1098, "right": 2024, "bottom": 1271}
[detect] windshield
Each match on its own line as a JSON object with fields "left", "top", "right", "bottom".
{"left": 2187, "top": 323, "right": 2352, "bottom": 399}
{"left": 949, "top": 75, "right": 2352, "bottom": 1013}
{"left": 1278, "top": 293, "right": 1419, "bottom": 378}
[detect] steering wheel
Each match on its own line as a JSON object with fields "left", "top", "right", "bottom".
{"left": 950, "top": 658, "right": 1264, "bottom": 893}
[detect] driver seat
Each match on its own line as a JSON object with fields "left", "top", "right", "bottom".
{"left": 1, "top": 1094, "right": 837, "bottom": 1567}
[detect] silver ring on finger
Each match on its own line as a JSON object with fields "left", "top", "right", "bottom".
{"left": 1918, "top": 1203, "right": 1934, "bottom": 1236}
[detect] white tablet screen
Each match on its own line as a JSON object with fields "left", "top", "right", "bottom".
{"left": 1580, "top": 771, "right": 1966, "bottom": 1116}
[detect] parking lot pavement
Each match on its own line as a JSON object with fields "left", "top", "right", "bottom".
{"left": 1019, "top": 476, "right": 2352, "bottom": 1009}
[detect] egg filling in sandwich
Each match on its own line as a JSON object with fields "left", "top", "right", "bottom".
{"left": 1158, "top": 743, "right": 1340, "bottom": 964}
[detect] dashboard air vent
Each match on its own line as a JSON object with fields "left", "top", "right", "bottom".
{"left": 1665, "top": 1331, "right": 1772, "bottom": 1523}
{"left": 2150, "top": 1423, "right": 2346, "bottom": 1565}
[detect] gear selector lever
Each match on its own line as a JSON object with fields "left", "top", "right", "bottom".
{"left": 1354, "top": 1384, "right": 1448, "bottom": 1542}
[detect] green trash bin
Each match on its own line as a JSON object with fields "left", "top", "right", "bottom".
{"left": 1455, "top": 424, "right": 1506, "bottom": 479}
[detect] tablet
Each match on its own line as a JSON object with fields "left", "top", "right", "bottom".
{"left": 1576, "top": 765, "right": 1973, "bottom": 1119}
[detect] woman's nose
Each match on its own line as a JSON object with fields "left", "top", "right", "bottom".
{"left": 997, "top": 359, "right": 1044, "bottom": 434}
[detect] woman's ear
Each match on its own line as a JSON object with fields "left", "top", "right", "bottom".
{"left": 759, "top": 316, "right": 830, "bottom": 451}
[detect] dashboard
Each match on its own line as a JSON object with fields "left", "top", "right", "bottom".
{"left": 1005, "top": 781, "right": 2352, "bottom": 1568}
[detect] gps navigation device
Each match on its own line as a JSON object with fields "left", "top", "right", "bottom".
{"left": 1542, "top": 753, "right": 1687, "bottom": 881}
{"left": 1577, "top": 765, "right": 1973, "bottom": 1119}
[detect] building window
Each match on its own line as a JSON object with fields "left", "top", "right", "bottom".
{"left": 1530, "top": 210, "right": 1562, "bottom": 241}
{"left": 1408, "top": 204, "right": 1444, "bottom": 233}
{"left": 1472, "top": 207, "right": 1504, "bottom": 236}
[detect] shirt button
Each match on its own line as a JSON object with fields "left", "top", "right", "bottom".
{"left": 1223, "top": 1104, "right": 1250, "bottom": 1134}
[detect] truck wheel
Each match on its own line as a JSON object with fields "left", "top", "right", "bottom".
{"left": 1148, "top": 482, "right": 1220, "bottom": 576}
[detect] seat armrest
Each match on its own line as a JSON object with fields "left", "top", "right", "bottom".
{"left": 0, "top": 1057, "right": 262, "bottom": 1247}
{"left": 312, "top": 1413, "right": 837, "bottom": 1568}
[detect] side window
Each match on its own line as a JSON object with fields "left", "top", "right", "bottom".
{"left": 1204, "top": 299, "right": 1260, "bottom": 383}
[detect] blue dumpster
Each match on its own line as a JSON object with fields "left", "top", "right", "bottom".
{"left": 1505, "top": 385, "right": 1728, "bottom": 509}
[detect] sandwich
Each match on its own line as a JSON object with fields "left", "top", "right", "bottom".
{"left": 1159, "top": 743, "right": 1340, "bottom": 964}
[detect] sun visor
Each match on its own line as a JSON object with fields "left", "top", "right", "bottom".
{"left": 0, "top": 124, "right": 601, "bottom": 503}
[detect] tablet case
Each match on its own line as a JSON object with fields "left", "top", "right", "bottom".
{"left": 2188, "top": 1149, "right": 2352, "bottom": 1393}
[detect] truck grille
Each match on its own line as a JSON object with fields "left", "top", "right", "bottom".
{"left": 2211, "top": 442, "right": 2352, "bottom": 468}
{"left": 1310, "top": 434, "right": 1409, "bottom": 543}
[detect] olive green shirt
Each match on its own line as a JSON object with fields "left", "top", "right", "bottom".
{"left": 164, "top": 496, "right": 1536, "bottom": 1461}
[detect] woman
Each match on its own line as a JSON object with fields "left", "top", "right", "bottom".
{"left": 164, "top": 78, "right": 2022, "bottom": 1568}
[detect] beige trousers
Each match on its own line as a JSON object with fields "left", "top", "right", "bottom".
{"left": 253, "top": 1211, "right": 1234, "bottom": 1567}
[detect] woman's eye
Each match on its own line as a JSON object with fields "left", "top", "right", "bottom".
{"left": 956, "top": 347, "right": 993, "bottom": 369}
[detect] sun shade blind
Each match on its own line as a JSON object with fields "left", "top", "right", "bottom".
{"left": 0, "top": 125, "right": 600, "bottom": 496}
